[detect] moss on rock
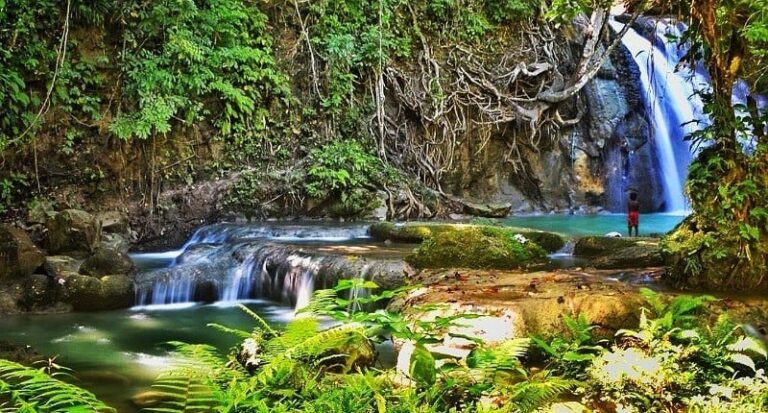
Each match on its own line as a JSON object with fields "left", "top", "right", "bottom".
{"left": 369, "top": 222, "right": 564, "bottom": 254}
{"left": 519, "top": 231, "right": 566, "bottom": 253}
{"left": 574, "top": 236, "right": 637, "bottom": 257}
{"left": 406, "top": 226, "right": 548, "bottom": 269}
{"left": 369, "top": 222, "right": 457, "bottom": 243}
{"left": 61, "top": 274, "right": 134, "bottom": 311}
{"left": 575, "top": 236, "right": 663, "bottom": 269}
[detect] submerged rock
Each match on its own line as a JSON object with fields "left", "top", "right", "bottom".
{"left": 0, "top": 224, "right": 45, "bottom": 279}
{"left": 0, "top": 341, "right": 44, "bottom": 365}
{"left": 406, "top": 226, "right": 548, "bottom": 270}
{"left": 46, "top": 209, "right": 101, "bottom": 257}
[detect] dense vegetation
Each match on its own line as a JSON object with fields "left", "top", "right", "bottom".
{"left": 3, "top": 283, "right": 768, "bottom": 412}
{"left": 0, "top": 0, "right": 632, "bottom": 223}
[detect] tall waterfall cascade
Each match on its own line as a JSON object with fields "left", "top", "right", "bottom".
{"left": 609, "top": 18, "right": 707, "bottom": 214}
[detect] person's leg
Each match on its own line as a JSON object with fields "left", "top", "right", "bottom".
{"left": 634, "top": 224, "right": 639, "bottom": 237}
{"left": 628, "top": 224, "right": 632, "bottom": 237}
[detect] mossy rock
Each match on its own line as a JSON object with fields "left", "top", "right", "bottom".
{"left": 589, "top": 245, "right": 663, "bottom": 269}
{"left": 406, "top": 226, "right": 548, "bottom": 269}
{"left": 371, "top": 222, "right": 564, "bottom": 253}
{"left": 0, "top": 224, "right": 45, "bottom": 279}
{"left": 61, "top": 274, "right": 134, "bottom": 311}
{"left": 369, "top": 222, "right": 457, "bottom": 243}
{"left": 573, "top": 236, "right": 637, "bottom": 257}
{"left": 80, "top": 248, "right": 135, "bottom": 276}
{"left": 46, "top": 209, "right": 100, "bottom": 257}
{"left": 519, "top": 231, "right": 565, "bottom": 253}
{"left": 660, "top": 216, "right": 768, "bottom": 289}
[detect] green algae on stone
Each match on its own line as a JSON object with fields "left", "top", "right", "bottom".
{"left": 405, "top": 226, "right": 548, "bottom": 269}
{"left": 518, "top": 231, "right": 566, "bottom": 253}
{"left": 369, "top": 222, "right": 565, "bottom": 253}
{"left": 369, "top": 222, "right": 459, "bottom": 243}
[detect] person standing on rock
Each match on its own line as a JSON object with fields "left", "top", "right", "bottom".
{"left": 627, "top": 192, "right": 640, "bottom": 237}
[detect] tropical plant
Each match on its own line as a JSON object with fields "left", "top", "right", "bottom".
{"left": 0, "top": 358, "right": 114, "bottom": 412}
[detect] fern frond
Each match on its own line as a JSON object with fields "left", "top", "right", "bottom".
{"left": 296, "top": 289, "right": 339, "bottom": 317}
{"left": 164, "top": 342, "right": 245, "bottom": 384}
{"left": 144, "top": 371, "right": 221, "bottom": 413}
{"left": 238, "top": 303, "right": 277, "bottom": 336}
{"left": 0, "top": 359, "right": 114, "bottom": 412}
{"left": 266, "top": 317, "right": 320, "bottom": 355}
{"left": 508, "top": 373, "right": 575, "bottom": 413}
{"left": 285, "top": 323, "right": 370, "bottom": 361}
{"left": 207, "top": 323, "right": 251, "bottom": 339}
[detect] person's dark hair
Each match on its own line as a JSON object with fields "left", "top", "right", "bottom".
{"left": 629, "top": 192, "right": 638, "bottom": 201}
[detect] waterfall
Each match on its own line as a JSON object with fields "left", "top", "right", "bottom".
{"left": 609, "top": 19, "right": 706, "bottom": 214}
{"left": 132, "top": 223, "right": 406, "bottom": 310}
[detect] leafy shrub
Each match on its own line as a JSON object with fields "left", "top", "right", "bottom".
{"left": 111, "top": 0, "right": 290, "bottom": 144}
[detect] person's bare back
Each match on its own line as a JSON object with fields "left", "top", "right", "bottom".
{"left": 627, "top": 192, "right": 639, "bottom": 237}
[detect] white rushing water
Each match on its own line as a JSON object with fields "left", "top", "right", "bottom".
{"left": 132, "top": 224, "right": 376, "bottom": 309}
{"left": 610, "top": 19, "right": 706, "bottom": 214}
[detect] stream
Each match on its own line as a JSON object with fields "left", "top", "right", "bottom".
{"left": 0, "top": 213, "right": 686, "bottom": 411}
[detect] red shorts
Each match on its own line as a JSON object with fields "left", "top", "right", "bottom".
{"left": 628, "top": 211, "right": 639, "bottom": 227}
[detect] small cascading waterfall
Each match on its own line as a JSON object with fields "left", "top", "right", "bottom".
{"left": 133, "top": 224, "right": 404, "bottom": 309}
{"left": 181, "top": 223, "right": 371, "bottom": 246}
{"left": 609, "top": 19, "right": 707, "bottom": 213}
{"left": 220, "top": 254, "right": 259, "bottom": 302}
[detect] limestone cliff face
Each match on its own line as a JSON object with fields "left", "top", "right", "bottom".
{"left": 436, "top": 23, "right": 665, "bottom": 214}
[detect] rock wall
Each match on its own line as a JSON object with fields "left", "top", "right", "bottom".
{"left": 436, "top": 23, "right": 666, "bottom": 214}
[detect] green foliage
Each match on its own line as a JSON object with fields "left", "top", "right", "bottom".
{"left": 532, "top": 313, "right": 605, "bottom": 378}
{"left": 0, "top": 359, "right": 114, "bottom": 412}
{"left": 0, "top": 172, "right": 29, "bottom": 214}
{"left": 305, "top": 140, "right": 383, "bottom": 198}
{"left": 111, "top": 0, "right": 289, "bottom": 144}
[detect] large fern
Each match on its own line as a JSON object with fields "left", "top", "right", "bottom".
{"left": 0, "top": 359, "right": 114, "bottom": 412}
{"left": 506, "top": 372, "right": 576, "bottom": 413}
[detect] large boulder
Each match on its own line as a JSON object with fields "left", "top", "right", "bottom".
{"left": 519, "top": 231, "right": 566, "bottom": 253}
{"left": 369, "top": 222, "right": 458, "bottom": 243}
{"left": 43, "top": 255, "right": 82, "bottom": 279}
{"left": 370, "top": 222, "right": 565, "bottom": 253}
{"left": 97, "top": 211, "right": 130, "bottom": 234}
{"left": 573, "top": 236, "right": 637, "bottom": 257}
{"left": 0, "top": 224, "right": 45, "bottom": 279}
{"left": 80, "top": 248, "right": 134, "bottom": 276}
{"left": 46, "top": 209, "right": 101, "bottom": 257}
{"left": 392, "top": 269, "right": 645, "bottom": 339}
{"left": 461, "top": 201, "right": 512, "bottom": 218}
{"left": 61, "top": 274, "right": 134, "bottom": 311}
{"left": 100, "top": 233, "right": 131, "bottom": 255}
{"left": 406, "top": 226, "right": 548, "bottom": 270}
{"left": 574, "top": 236, "right": 662, "bottom": 269}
